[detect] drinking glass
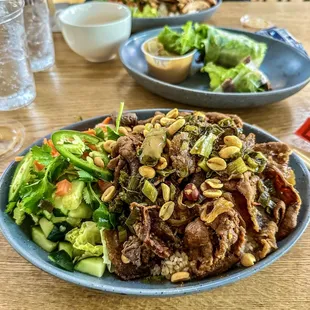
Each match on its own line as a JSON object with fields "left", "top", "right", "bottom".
{"left": 24, "top": 0, "right": 55, "bottom": 72}
{"left": 0, "top": 0, "right": 36, "bottom": 111}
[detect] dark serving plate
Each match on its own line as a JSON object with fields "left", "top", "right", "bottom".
{"left": 119, "top": 28, "right": 310, "bottom": 109}
{"left": 132, "top": 0, "right": 221, "bottom": 33}
{"left": 0, "top": 109, "right": 309, "bottom": 296}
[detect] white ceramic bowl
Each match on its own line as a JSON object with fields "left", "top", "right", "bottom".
{"left": 58, "top": 2, "right": 131, "bottom": 62}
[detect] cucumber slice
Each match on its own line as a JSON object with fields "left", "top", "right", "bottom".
{"left": 66, "top": 217, "right": 82, "bottom": 227}
{"left": 53, "top": 196, "right": 69, "bottom": 216}
{"left": 49, "top": 222, "right": 73, "bottom": 242}
{"left": 58, "top": 242, "right": 73, "bottom": 258}
{"left": 74, "top": 257, "right": 106, "bottom": 277}
{"left": 42, "top": 210, "right": 52, "bottom": 220}
{"left": 39, "top": 217, "right": 54, "bottom": 238}
{"left": 51, "top": 216, "right": 67, "bottom": 224}
{"left": 31, "top": 227, "right": 58, "bottom": 252}
{"left": 9, "top": 152, "right": 33, "bottom": 202}
{"left": 48, "top": 250, "right": 74, "bottom": 271}
{"left": 72, "top": 248, "right": 84, "bottom": 258}
{"left": 68, "top": 202, "right": 92, "bottom": 219}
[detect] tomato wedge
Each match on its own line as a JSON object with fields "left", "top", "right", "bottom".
{"left": 55, "top": 179, "right": 72, "bottom": 196}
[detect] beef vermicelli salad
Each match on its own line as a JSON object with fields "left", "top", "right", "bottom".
{"left": 6, "top": 104, "right": 301, "bottom": 283}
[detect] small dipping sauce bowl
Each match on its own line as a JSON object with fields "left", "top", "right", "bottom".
{"left": 141, "top": 37, "right": 196, "bottom": 84}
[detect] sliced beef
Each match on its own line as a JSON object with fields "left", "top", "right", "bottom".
{"left": 265, "top": 165, "right": 301, "bottom": 240}
{"left": 107, "top": 155, "right": 126, "bottom": 187}
{"left": 104, "top": 230, "right": 150, "bottom": 280}
{"left": 185, "top": 208, "right": 246, "bottom": 278}
{"left": 205, "top": 112, "right": 243, "bottom": 128}
{"left": 254, "top": 142, "right": 291, "bottom": 165}
{"left": 189, "top": 170, "right": 206, "bottom": 189}
{"left": 111, "top": 136, "right": 140, "bottom": 175}
{"left": 237, "top": 172, "right": 262, "bottom": 232}
{"left": 273, "top": 198, "right": 286, "bottom": 225}
{"left": 121, "top": 235, "right": 152, "bottom": 267}
{"left": 111, "top": 112, "right": 138, "bottom": 127}
{"left": 256, "top": 221, "right": 278, "bottom": 259}
{"left": 243, "top": 133, "right": 256, "bottom": 150}
{"left": 132, "top": 203, "right": 173, "bottom": 259}
{"left": 169, "top": 132, "right": 195, "bottom": 178}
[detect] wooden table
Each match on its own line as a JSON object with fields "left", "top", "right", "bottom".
{"left": 1, "top": 2, "right": 310, "bottom": 309}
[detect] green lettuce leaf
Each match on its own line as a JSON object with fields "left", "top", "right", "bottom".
{"left": 157, "top": 21, "right": 197, "bottom": 55}
{"left": 203, "top": 26, "right": 267, "bottom": 68}
{"left": 202, "top": 61, "right": 270, "bottom": 93}
{"left": 65, "top": 222, "right": 103, "bottom": 258}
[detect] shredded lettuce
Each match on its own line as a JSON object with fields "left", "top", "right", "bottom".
{"left": 65, "top": 222, "right": 103, "bottom": 259}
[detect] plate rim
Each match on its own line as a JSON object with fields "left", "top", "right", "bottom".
{"left": 119, "top": 27, "right": 310, "bottom": 98}
{"left": 1, "top": 109, "right": 310, "bottom": 296}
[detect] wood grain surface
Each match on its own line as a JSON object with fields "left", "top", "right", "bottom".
{"left": 0, "top": 2, "right": 310, "bottom": 310}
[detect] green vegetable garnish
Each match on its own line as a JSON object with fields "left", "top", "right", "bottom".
{"left": 139, "top": 127, "right": 166, "bottom": 166}
{"left": 142, "top": 180, "right": 158, "bottom": 203}
{"left": 190, "top": 133, "right": 217, "bottom": 158}
{"left": 52, "top": 130, "right": 112, "bottom": 181}
{"left": 202, "top": 61, "right": 270, "bottom": 93}
{"left": 227, "top": 157, "right": 248, "bottom": 175}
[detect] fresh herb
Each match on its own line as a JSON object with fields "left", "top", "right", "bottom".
{"left": 32, "top": 145, "right": 53, "bottom": 166}
{"left": 94, "top": 127, "right": 105, "bottom": 139}
{"left": 76, "top": 168, "right": 97, "bottom": 182}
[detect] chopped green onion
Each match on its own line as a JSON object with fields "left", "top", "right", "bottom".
{"left": 218, "top": 118, "right": 235, "bottom": 127}
{"left": 244, "top": 151, "right": 267, "bottom": 173}
{"left": 190, "top": 133, "right": 217, "bottom": 158}
{"left": 210, "top": 124, "right": 224, "bottom": 136}
{"left": 142, "top": 180, "right": 158, "bottom": 202}
{"left": 118, "top": 226, "right": 128, "bottom": 243}
{"left": 125, "top": 206, "right": 140, "bottom": 228}
{"left": 170, "top": 183, "right": 176, "bottom": 200}
{"left": 115, "top": 102, "right": 124, "bottom": 132}
{"left": 198, "top": 157, "right": 209, "bottom": 172}
{"left": 227, "top": 157, "right": 248, "bottom": 175}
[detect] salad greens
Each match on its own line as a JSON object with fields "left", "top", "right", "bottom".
{"left": 158, "top": 22, "right": 199, "bottom": 56}
{"left": 201, "top": 61, "right": 271, "bottom": 92}
{"left": 203, "top": 26, "right": 267, "bottom": 68}
{"left": 6, "top": 103, "right": 127, "bottom": 278}
{"left": 156, "top": 21, "right": 270, "bottom": 93}
{"left": 130, "top": 5, "right": 158, "bottom": 18}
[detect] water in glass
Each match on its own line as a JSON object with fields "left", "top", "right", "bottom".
{"left": 0, "top": 0, "right": 36, "bottom": 111}
{"left": 24, "top": 0, "right": 55, "bottom": 72}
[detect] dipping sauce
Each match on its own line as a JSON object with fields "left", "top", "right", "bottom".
{"left": 141, "top": 37, "right": 196, "bottom": 84}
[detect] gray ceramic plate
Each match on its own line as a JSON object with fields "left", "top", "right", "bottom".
{"left": 132, "top": 0, "right": 221, "bottom": 33}
{"left": 0, "top": 109, "right": 309, "bottom": 296}
{"left": 119, "top": 28, "right": 310, "bottom": 109}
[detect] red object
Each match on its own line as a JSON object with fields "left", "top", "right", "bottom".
{"left": 34, "top": 160, "right": 45, "bottom": 171}
{"left": 88, "top": 144, "right": 97, "bottom": 151}
{"left": 43, "top": 138, "right": 60, "bottom": 157}
{"left": 55, "top": 179, "right": 72, "bottom": 196}
{"left": 83, "top": 128, "right": 96, "bottom": 136}
{"left": 295, "top": 118, "right": 310, "bottom": 142}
